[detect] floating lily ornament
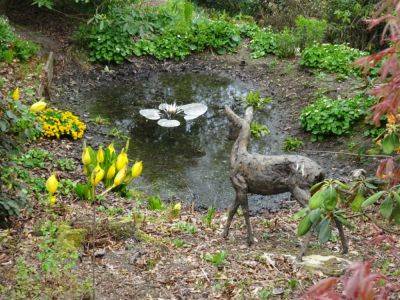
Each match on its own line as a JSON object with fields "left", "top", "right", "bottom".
{"left": 139, "top": 102, "right": 208, "bottom": 127}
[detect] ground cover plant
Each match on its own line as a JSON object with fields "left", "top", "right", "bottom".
{"left": 0, "top": 16, "right": 39, "bottom": 63}
{"left": 300, "top": 94, "right": 376, "bottom": 140}
{"left": 300, "top": 43, "right": 368, "bottom": 76}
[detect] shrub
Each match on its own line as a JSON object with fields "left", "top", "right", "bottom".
{"left": 300, "top": 43, "right": 368, "bottom": 76}
{"left": 87, "top": 25, "right": 134, "bottom": 63}
{"left": 193, "top": 19, "right": 241, "bottom": 54}
{"left": 273, "top": 28, "right": 297, "bottom": 58}
{"left": 324, "top": 0, "right": 376, "bottom": 49}
{"left": 82, "top": 2, "right": 242, "bottom": 62}
{"left": 149, "top": 30, "right": 193, "bottom": 60}
{"left": 0, "top": 16, "right": 16, "bottom": 53}
{"left": 78, "top": 2, "right": 175, "bottom": 63}
{"left": 294, "top": 16, "right": 327, "bottom": 50}
{"left": 13, "top": 39, "right": 40, "bottom": 61}
{"left": 237, "top": 22, "right": 260, "bottom": 38}
{"left": 300, "top": 94, "right": 376, "bottom": 140}
{"left": 249, "top": 29, "right": 276, "bottom": 59}
{"left": 0, "top": 16, "right": 39, "bottom": 63}
{"left": 37, "top": 109, "right": 86, "bottom": 140}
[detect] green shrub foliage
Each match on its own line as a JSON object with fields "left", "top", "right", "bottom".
{"left": 300, "top": 94, "right": 375, "bottom": 140}
{"left": 300, "top": 43, "right": 368, "bottom": 76}
{"left": 295, "top": 16, "right": 327, "bottom": 50}
{"left": 249, "top": 29, "right": 276, "bottom": 59}
{"left": 0, "top": 16, "right": 39, "bottom": 63}
{"left": 274, "top": 28, "right": 297, "bottom": 58}
{"left": 81, "top": 1, "right": 242, "bottom": 63}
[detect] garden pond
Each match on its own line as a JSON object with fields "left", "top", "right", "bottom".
{"left": 73, "top": 71, "right": 360, "bottom": 210}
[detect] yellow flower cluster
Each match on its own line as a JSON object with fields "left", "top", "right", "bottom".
{"left": 38, "top": 109, "right": 86, "bottom": 140}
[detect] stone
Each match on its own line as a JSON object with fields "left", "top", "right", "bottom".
{"left": 57, "top": 224, "right": 87, "bottom": 249}
{"left": 94, "top": 249, "right": 106, "bottom": 258}
{"left": 296, "top": 254, "right": 351, "bottom": 276}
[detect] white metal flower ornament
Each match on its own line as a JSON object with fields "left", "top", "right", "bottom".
{"left": 139, "top": 103, "right": 208, "bottom": 127}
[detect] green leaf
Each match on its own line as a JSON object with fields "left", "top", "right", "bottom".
{"left": 392, "top": 191, "right": 400, "bottom": 206}
{"left": 318, "top": 219, "right": 331, "bottom": 243}
{"left": 309, "top": 188, "right": 325, "bottom": 209}
{"left": 380, "top": 196, "right": 394, "bottom": 219}
{"left": 75, "top": 183, "right": 90, "bottom": 200}
{"left": 297, "top": 215, "right": 312, "bottom": 236}
{"left": 361, "top": 191, "right": 385, "bottom": 208}
{"left": 293, "top": 207, "right": 308, "bottom": 220}
{"left": 351, "top": 191, "right": 365, "bottom": 212}
{"left": 381, "top": 133, "right": 400, "bottom": 154}
{"left": 308, "top": 208, "right": 322, "bottom": 223}
{"left": 391, "top": 205, "right": 400, "bottom": 224}
{"left": 323, "top": 185, "right": 337, "bottom": 211}
{"left": 310, "top": 181, "right": 324, "bottom": 194}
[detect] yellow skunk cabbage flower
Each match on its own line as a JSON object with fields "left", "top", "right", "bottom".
{"left": 173, "top": 202, "right": 181, "bottom": 212}
{"left": 12, "top": 87, "right": 20, "bottom": 101}
{"left": 131, "top": 161, "right": 143, "bottom": 178}
{"left": 107, "top": 143, "right": 115, "bottom": 155}
{"left": 113, "top": 167, "right": 126, "bottom": 186}
{"left": 30, "top": 101, "right": 47, "bottom": 113}
{"left": 49, "top": 195, "right": 57, "bottom": 206}
{"left": 116, "top": 152, "right": 128, "bottom": 170}
{"left": 46, "top": 173, "right": 59, "bottom": 195}
{"left": 82, "top": 147, "right": 91, "bottom": 166}
{"left": 106, "top": 164, "right": 116, "bottom": 180}
{"left": 97, "top": 146, "right": 104, "bottom": 163}
{"left": 91, "top": 165, "right": 105, "bottom": 186}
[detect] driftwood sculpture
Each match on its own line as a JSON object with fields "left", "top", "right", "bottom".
{"left": 222, "top": 106, "right": 325, "bottom": 246}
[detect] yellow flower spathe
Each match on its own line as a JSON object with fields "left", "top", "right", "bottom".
{"left": 30, "top": 101, "right": 47, "bottom": 113}
{"left": 107, "top": 143, "right": 115, "bottom": 155}
{"left": 173, "top": 202, "right": 181, "bottom": 211}
{"left": 106, "top": 164, "right": 116, "bottom": 180}
{"left": 91, "top": 165, "right": 105, "bottom": 186}
{"left": 113, "top": 167, "right": 126, "bottom": 187}
{"left": 131, "top": 161, "right": 143, "bottom": 178}
{"left": 49, "top": 195, "right": 57, "bottom": 206}
{"left": 12, "top": 87, "right": 20, "bottom": 101}
{"left": 97, "top": 146, "right": 104, "bottom": 163}
{"left": 116, "top": 152, "right": 128, "bottom": 170}
{"left": 46, "top": 174, "right": 59, "bottom": 195}
{"left": 82, "top": 147, "right": 91, "bottom": 165}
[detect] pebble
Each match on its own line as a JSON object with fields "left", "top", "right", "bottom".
{"left": 94, "top": 249, "right": 106, "bottom": 258}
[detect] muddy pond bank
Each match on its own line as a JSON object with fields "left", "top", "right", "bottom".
{"left": 53, "top": 53, "right": 377, "bottom": 210}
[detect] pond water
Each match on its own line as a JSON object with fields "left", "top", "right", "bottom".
{"left": 82, "top": 72, "right": 293, "bottom": 209}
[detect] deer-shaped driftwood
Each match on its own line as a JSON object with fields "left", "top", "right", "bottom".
{"left": 222, "top": 106, "right": 325, "bottom": 246}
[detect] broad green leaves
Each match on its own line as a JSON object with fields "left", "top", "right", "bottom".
{"left": 361, "top": 189, "right": 400, "bottom": 222}
{"left": 297, "top": 179, "right": 349, "bottom": 243}
{"left": 381, "top": 133, "right": 400, "bottom": 154}
{"left": 361, "top": 191, "right": 385, "bottom": 208}
{"left": 300, "top": 43, "right": 368, "bottom": 76}
{"left": 300, "top": 94, "right": 376, "bottom": 141}
{"left": 297, "top": 215, "right": 312, "bottom": 236}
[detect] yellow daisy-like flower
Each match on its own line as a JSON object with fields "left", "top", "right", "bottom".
{"left": 387, "top": 113, "right": 396, "bottom": 125}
